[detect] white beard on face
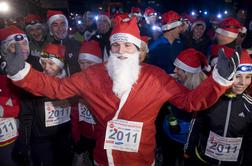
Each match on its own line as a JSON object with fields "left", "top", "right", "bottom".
{"left": 106, "top": 51, "right": 141, "bottom": 98}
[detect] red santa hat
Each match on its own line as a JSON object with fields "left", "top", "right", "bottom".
{"left": 191, "top": 18, "right": 206, "bottom": 32}
{"left": 97, "top": 12, "right": 111, "bottom": 26}
{"left": 174, "top": 48, "right": 211, "bottom": 73}
{"left": 130, "top": 7, "right": 142, "bottom": 17}
{"left": 215, "top": 17, "right": 243, "bottom": 39}
{"left": 79, "top": 40, "right": 102, "bottom": 63}
{"left": 25, "top": 13, "right": 43, "bottom": 30}
{"left": 110, "top": 16, "right": 141, "bottom": 48}
{"left": 40, "top": 43, "right": 65, "bottom": 69}
{"left": 0, "top": 25, "right": 28, "bottom": 49}
{"left": 161, "top": 11, "right": 183, "bottom": 31}
{"left": 209, "top": 45, "right": 235, "bottom": 67}
{"left": 47, "top": 10, "right": 68, "bottom": 33}
{"left": 144, "top": 7, "right": 156, "bottom": 17}
{"left": 236, "top": 51, "right": 252, "bottom": 74}
{"left": 141, "top": 35, "right": 149, "bottom": 53}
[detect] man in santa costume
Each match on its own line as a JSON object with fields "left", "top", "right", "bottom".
{"left": 1, "top": 15, "right": 240, "bottom": 166}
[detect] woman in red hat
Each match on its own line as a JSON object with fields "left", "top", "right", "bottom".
{"left": 184, "top": 51, "right": 252, "bottom": 166}
{"left": 28, "top": 43, "right": 73, "bottom": 166}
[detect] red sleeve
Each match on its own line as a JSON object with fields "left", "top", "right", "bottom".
{"left": 13, "top": 67, "right": 87, "bottom": 99}
{"left": 164, "top": 75, "right": 229, "bottom": 112}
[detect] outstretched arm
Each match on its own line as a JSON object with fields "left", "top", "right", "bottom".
{"left": 8, "top": 62, "right": 85, "bottom": 100}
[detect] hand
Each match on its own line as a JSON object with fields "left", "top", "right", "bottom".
{"left": 0, "top": 43, "right": 25, "bottom": 76}
{"left": 216, "top": 46, "right": 240, "bottom": 80}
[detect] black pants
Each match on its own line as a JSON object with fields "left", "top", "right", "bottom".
{"left": 0, "top": 142, "right": 18, "bottom": 166}
{"left": 31, "top": 135, "right": 73, "bottom": 166}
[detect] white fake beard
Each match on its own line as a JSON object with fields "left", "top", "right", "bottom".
{"left": 106, "top": 51, "right": 141, "bottom": 98}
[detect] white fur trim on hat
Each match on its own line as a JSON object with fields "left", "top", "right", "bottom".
{"left": 40, "top": 57, "right": 64, "bottom": 69}
{"left": 215, "top": 28, "right": 238, "bottom": 38}
{"left": 174, "top": 58, "right": 201, "bottom": 73}
{"left": 161, "top": 21, "right": 182, "bottom": 31}
{"left": 25, "top": 23, "right": 43, "bottom": 31}
{"left": 79, "top": 53, "right": 102, "bottom": 63}
{"left": 110, "top": 33, "right": 142, "bottom": 48}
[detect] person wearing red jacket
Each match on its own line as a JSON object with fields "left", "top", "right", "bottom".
{"left": 71, "top": 40, "right": 102, "bottom": 166}
{"left": 1, "top": 15, "right": 240, "bottom": 166}
{"left": 0, "top": 26, "right": 24, "bottom": 166}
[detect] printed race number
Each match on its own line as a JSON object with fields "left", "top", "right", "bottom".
{"left": 45, "top": 101, "right": 71, "bottom": 127}
{"left": 205, "top": 131, "right": 242, "bottom": 161}
{"left": 0, "top": 118, "right": 18, "bottom": 142}
{"left": 78, "top": 102, "right": 96, "bottom": 124}
{"left": 104, "top": 119, "right": 143, "bottom": 152}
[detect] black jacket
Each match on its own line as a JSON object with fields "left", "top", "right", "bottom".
{"left": 185, "top": 93, "right": 252, "bottom": 165}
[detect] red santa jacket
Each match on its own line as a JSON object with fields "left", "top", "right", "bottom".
{"left": 0, "top": 75, "right": 20, "bottom": 146}
{"left": 11, "top": 63, "right": 230, "bottom": 166}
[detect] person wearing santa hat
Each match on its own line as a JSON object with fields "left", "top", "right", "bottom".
{"left": 156, "top": 48, "right": 209, "bottom": 166}
{"left": 182, "top": 18, "right": 211, "bottom": 55}
{"left": 71, "top": 40, "right": 103, "bottom": 166}
{"left": 0, "top": 25, "right": 23, "bottom": 166}
{"left": 184, "top": 51, "right": 252, "bottom": 166}
{"left": 47, "top": 10, "right": 81, "bottom": 75}
{"left": 24, "top": 13, "right": 49, "bottom": 58}
{"left": 1, "top": 15, "right": 241, "bottom": 166}
{"left": 129, "top": 7, "right": 142, "bottom": 22}
{"left": 140, "top": 7, "right": 160, "bottom": 38}
{"left": 148, "top": 10, "right": 185, "bottom": 74}
{"left": 209, "top": 17, "right": 247, "bottom": 69}
{"left": 27, "top": 43, "right": 73, "bottom": 166}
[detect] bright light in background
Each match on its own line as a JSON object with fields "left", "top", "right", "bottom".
{"left": 199, "top": 10, "right": 202, "bottom": 13}
{"left": 94, "top": 16, "right": 99, "bottom": 21}
{"left": 204, "top": 11, "right": 208, "bottom": 15}
{"left": 191, "top": 11, "right": 196, "bottom": 16}
{"left": 217, "top": 13, "right": 222, "bottom": 18}
{"left": 224, "top": 10, "right": 228, "bottom": 15}
{"left": 0, "top": 1, "right": 10, "bottom": 13}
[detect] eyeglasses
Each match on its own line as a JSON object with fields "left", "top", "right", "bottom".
{"left": 237, "top": 65, "right": 252, "bottom": 72}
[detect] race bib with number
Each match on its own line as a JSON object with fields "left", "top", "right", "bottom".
{"left": 205, "top": 131, "right": 243, "bottom": 161}
{"left": 45, "top": 101, "right": 71, "bottom": 127}
{"left": 104, "top": 119, "right": 143, "bottom": 152}
{"left": 78, "top": 102, "right": 96, "bottom": 124}
{"left": 0, "top": 118, "right": 18, "bottom": 143}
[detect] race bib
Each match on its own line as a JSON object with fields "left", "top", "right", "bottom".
{"left": 104, "top": 119, "right": 143, "bottom": 152}
{"left": 205, "top": 131, "right": 243, "bottom": 161}
{"left": 45, "top": 101, "right": 71, "bottom": 127}
{"left": 78, "top": 102, "right": 96, "bottom": 124}
{"left": 0, "top": 118, "right": 18, "bottom": 143}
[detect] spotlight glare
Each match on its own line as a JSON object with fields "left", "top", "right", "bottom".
{"left": 217, "top": 13, "right": 222, "bottom": 18}
{"left": 0, "top": 2, "right": 9, "bottom": 13}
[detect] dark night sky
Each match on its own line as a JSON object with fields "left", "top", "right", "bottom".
{"left": 67, "top": 0, "right": 252, "bottom": 16}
